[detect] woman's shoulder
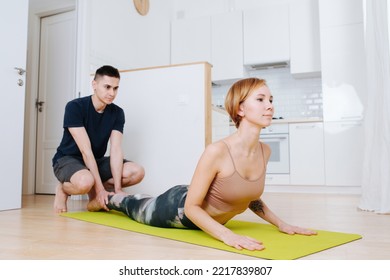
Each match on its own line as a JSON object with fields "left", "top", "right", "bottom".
{"left": 205, "top": 140, "right": 229, "bottom": 154}
{"left": 196, "top": 141, "right": 231, "bottom": 176}
{"left": 202, "top": 140, "right": 230, "bottom": 162}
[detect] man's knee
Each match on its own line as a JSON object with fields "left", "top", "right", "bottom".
{"left": 72, "top": 171, "right": 95, "bottom": 194}
{"left": 124, "top": 162, "right": 145, "bottom": 184}
{"left": 134, "top": 165, "right": 145, "bottom": 182}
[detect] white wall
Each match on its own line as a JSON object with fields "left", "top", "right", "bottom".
{"left": 88, "top": 0, "right": 174, "bottom": 71}
{"left": 28, "top": 0, "right": 75, "bottom": 13}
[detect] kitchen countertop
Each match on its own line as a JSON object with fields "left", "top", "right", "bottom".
{"left": 226, "top": 117, "right": 323, "bottom": 128}
{"left": 212, "top": 106, "right": 323, "bottom": 125}
{"left": 271, "top": 117, "right": 323, "bottom": 124}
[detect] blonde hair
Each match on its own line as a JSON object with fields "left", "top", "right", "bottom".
{"left": 224, "top": 78, "right": 267, "bottom": 128}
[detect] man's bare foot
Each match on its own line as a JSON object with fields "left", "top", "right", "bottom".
{"left": 87, "top": 194, "right": 128, "bottom": 212}
{"left": 87, "top": 198, "right": 104, "bottom": 212}
{"left": 114, "top": 189, "right": 128, "bottom": 196}
{"left": 54, "top": 184, "right": 68, "bottom": 214}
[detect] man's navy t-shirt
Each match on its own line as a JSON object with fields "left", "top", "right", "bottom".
{"left": 52, "top": 95, "right": 125, "bottom": 166}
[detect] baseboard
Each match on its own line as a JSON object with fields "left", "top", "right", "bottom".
{"left": 265, "top": 185, "right": 361, "bottom": 195}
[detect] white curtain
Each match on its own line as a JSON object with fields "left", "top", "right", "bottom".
{"left": 359, "top": 0, "right": 390, "bottom": 213}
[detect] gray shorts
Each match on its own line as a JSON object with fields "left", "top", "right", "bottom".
{"left": 53, "top": 156, "right": 129, "bottom": 183}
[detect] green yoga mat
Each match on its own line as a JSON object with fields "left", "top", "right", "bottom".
{"left": 61, "top": 211, "right": 362, "bottom": 260}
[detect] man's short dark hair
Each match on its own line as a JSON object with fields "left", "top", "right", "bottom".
{"left": 94, "top": 65, "right": 120, "bottom": 80}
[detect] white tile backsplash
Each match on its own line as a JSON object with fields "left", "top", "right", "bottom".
{"left": 212, "top": 67, "right": 323, "bottom": 119}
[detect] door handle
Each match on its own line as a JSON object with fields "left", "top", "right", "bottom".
{"left": 36, "top": 100, "right": 45, "bottom": 112}
{"left": 14, "top": 67, "right": 26, "bottom": 75}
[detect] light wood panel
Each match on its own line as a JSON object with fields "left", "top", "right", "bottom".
{"left": 1, "top": 193, "right": 389, "bottom": 260}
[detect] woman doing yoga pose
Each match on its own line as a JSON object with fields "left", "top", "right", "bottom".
{"left": 88, "top": 77, "right": 317, "bottom": 251}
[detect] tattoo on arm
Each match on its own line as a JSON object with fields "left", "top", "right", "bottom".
{"left": 249, "top": 199, "right": 265, "bottom": 214}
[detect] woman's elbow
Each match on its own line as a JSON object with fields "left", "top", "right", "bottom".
{"left": 184, "top": 202, "right": 196, "bottom": 219}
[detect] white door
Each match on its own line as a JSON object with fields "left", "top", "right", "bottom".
{"left": 35, "top": 11, "right": 77, "bottom": 194}
{"left": 0, "top": 0, "right": 29, "bottom": 210}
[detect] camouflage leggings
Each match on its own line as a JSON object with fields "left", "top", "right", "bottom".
{"left": 107, "top": 185, "right": 199, "bottom": 229}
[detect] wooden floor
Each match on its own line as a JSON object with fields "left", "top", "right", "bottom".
{"left": 1, "top": 192, "right": 390, "bottom": 260}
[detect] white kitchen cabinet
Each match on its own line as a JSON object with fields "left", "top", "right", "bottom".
{"left": 211, "top": 11, "right": 244, "bottom": 81}
{"left": 171, "top": 12, "right": 244, "bottom": 82}
{"left": 289, "top": 0, "right": 321, "bottom": 78}
{"left": 265, "top": 174, "right": 290, "bottom": 185}
{"left": 320, "top": 23, "right": 366, "bottom": 121}
{"left": 323, "top": 121, "right": 363, "bottom": 186}
{"left": 243, "top": 2, "right": 290, "bottom": 67}
{"left": 318, "top": 0, "right": 364, "bottom": 28}
{"left": 171, "top": 16, "right": 211, "bottom": 65}
{"left": 289, "top": 122, "right": 325, "bottom": 185}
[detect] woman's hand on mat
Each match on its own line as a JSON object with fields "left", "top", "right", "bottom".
{"left": 221, "top": 231, "right": 265, "bottom": 251}
{"left": 278, "top": 223, "right": 317, "bottom": 236}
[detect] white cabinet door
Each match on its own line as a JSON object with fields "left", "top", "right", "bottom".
{"left": 211, "top": 11, "right": 244, "bottom": 81}
{"left": 265, "top": 174, "right": 290, "bottom": 185}
{"left": 319, "top": 0, "right": 364, "bottom": 27}
{"left": 323, "top": 121, "right": 363, "bottom": 186}
{"left": 171, "top": 12, "right": 244, "bottom": 82}
{"left": 171, "top": 16, "right": 211, "bottom": 65}
{"left": 320, "top": 23, "right": 367, "bottom": 121}
{"left": 289, "top": 0, "right": 321, "bottom": 78}
{"left": 243, "top": 2, "right": 290, "bottom": 66}
{"left": 289, "top": 123, "right": 325, "bottom": 185}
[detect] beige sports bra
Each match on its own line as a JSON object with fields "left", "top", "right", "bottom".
{"left": 204, "top": 141, "right": 266, "bottom": 213}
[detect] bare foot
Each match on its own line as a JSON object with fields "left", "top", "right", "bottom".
{"left": 114, "top": 189, "right": 128, "bottom": 196}
{"left": 87, "top": 198, "right": 103, "bottom": 212}
{"left": 54, "top": 184, "right": 68, "bottom": 214}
